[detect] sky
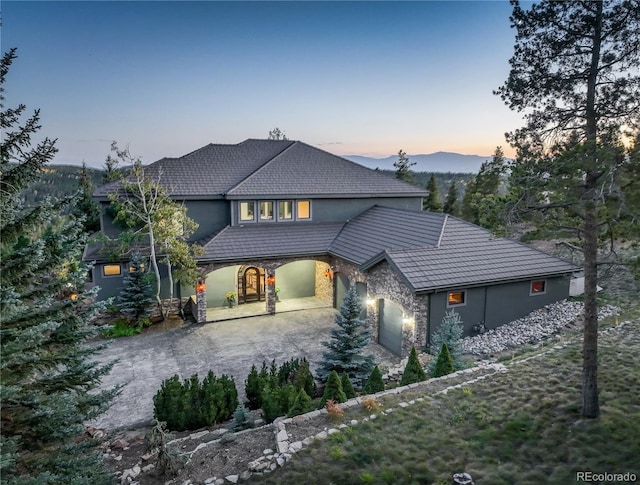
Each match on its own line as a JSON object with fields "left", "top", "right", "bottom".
{"left": 3, "top": 1, "right": 526, "bottom": 168}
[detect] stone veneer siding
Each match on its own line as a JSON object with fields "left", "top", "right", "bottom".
{"left": 366, "top": 261, "right": 428, "bottom": 358}
{"left": 314, "top": 261, "right": 333, "bottom": 304}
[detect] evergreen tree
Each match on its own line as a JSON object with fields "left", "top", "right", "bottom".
{"left": 431, "top": 343, "right": 455, "bottom": 378}
{"left": 399, "top": 347, "right": 427, "bottom": 386}
{"left": 495, "top": 0, "right": 640, "bottom": 417}
{"left": 340, "top": 373, "right": 356, "bottom": 399}
{"left": 75, "top": 162, "right": 101, "bottom": 233}
{"left": 321, "top": 371, "right": 347, "bottom": 406}
{"left": 394, "top": 149, "right": 415, "bottom": 184}
{"left": 293, "top": 359, "right": 316, "bottom": 398}
{"left": 428, "top": 309, "right": 465, "bottom": 374}
{"left": 231, "top": 404, "right": 251, "bottom": 431}
{"left": 443, "top": 181, "right": 459, "bottom": 216}
{"left": 317, "top": 286, "right": 376, "bottom": 388}
{"left": 363, "top": 366, "right": 385, "bottom": 394}
{"left": 288, "top": 389, "right": 313, "bottom": 417}
{"left": 117, "top": 250, "right": 155, "bottom": 326}
{"left": 0, "top": 49, "right": 118, "bottom": 483}
{"left": 423, "top": 174, "right": 443, "bottom": 212}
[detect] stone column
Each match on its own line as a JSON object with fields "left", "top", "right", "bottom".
{"left": 196, "top": 279, "right": 207, "bottom": 323}
{"left": 266, "top": 269, "right": 276, "bottom": 315}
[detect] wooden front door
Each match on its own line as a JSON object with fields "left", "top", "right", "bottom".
{"left": 238, "top": 266, "right": 265, "bottom": 304}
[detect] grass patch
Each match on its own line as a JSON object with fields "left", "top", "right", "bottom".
{"left": 252, "top": 318, "right": 640, "bottom": 484}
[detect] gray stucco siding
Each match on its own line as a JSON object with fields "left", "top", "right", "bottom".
{"left": 427, "top": 275, "right": 571, "bottom": 345}
{"left": 311, "top": 197, "right": 422, "bottom": 223}
{"left": 184, "top": 200, "right": 230, "bottom": 241}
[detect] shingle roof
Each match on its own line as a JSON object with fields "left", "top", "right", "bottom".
{"left": 199, "top": 222, "right": 345, "bottom": 262}
{"left": 361, "top": 217, "right": 579, "bottom": 291}
{"left": 93, "top": 139, "right": 424, "bottom": 199}
{"left": 329, "top": 206, "right": 446, "bottom": 264}
{"left": 227, "top": 142, "right": 426, "bottom": 198}
{"left": 94, "top": 139, "right": 294, "bottom": 198}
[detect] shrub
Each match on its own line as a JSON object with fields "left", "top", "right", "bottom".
{"left": 293, "top": 359, "right": 316, "bottom": 397}
{"left": 341, "top": 373, "right": 356, "bottom": 399}
{"left": 361, "top": 396, "right": 382, "bottom": 413}
{"left": 231, "top": 404, "right": 251, "bottom": 431}
{"left": 325, "top": 399, "right": 344, "bottom": 422}
{"left": 103, "top": 318, "right": 142, "bottom": 338}
{"left": 117, "top": 251, "right": 155, "bottom": 326}
{"left": 288, "top": 389, "right": 313, "bottom": 417}
{"left": 363, "top": 365, "right": 385, "bottom": 394}
{"left": 260, "top": 384, "right": 283, "bottom": 424}
{"left": 400, "top": 347, "right": 427, "bottom": 386}
{"left": 321, "top": 371, "right": 347, "bottom": 406}
{"left": 432, "top": 343, "right": 456, "bottom": 378}
{"left": 153, "top": 372, "right": 238, "bottom": 431}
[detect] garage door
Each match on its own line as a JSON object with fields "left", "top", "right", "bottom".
{"left": 378, "top": 299, "right": 403, "bottom": 356}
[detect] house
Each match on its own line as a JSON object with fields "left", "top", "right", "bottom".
{"left": 85, "top": 139, "right": 579, "bottom": 357}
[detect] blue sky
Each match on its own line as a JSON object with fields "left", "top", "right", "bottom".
{"left": 3, "top": 1, "right": 525, "bottom": 168}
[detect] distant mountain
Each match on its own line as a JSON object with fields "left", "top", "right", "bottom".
{"left": 344, "top": 152, "right": 491, "bottom": 174}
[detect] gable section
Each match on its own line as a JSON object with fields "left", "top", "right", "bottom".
{"left": 226, "top": 141, "right": 426, "bottom": 198}
{"left": 329, "top": 206, "right": 446, "bottom": 265}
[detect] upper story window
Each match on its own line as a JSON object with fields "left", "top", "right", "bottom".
{"left": 530, "top": 280, "right": 546, "bottom": 295}
{"left": 297, "top": 200, "right": 311, "bottom": 220}
{"left": 278, "top": 200, "right": 293, "bottom": 220}
{"left": 447, "top": 290, "right": 466, "bottom": 307}
{"left": 260, "top": 201, "right": 274, "bottom": 221}
{"left": 240, "top": 201, "right": 255, "bottom": 222}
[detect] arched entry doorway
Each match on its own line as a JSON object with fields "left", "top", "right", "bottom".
{"left": 237, "top": 266, "right": 266, "bottom": 304}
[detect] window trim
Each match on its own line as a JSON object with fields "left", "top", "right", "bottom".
{"left": 102, "top": 264, "right": 122, "bottom": 277}
{"left": 277, "top": 200, "right": 294, "bottom": 221}
{"left": 296, "top": 199, "right": 312, "bottom": 220}
{"left": 259, "top": 200, "right": 275, "bottom": 222}
{"left": 239, "top": 201, "right": 256, "bottom": 223}
{"left": 530, "top": 280, "right": 547, "bottom": 296}
{"left": 446, "top": 290, "right": 466, "bottom": 308}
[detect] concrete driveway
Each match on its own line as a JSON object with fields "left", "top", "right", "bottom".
{"left": 92, "top": 308, "right": 400, "bottom": 431}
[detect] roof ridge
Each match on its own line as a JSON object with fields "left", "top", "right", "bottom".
{"left": 225, "top": 140, "right": 297, "bottom": 195}
{"left": 436, "top": 214, "right": 448, "bottom": 248}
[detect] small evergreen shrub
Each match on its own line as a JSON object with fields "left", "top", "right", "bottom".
{"left": 153, "top": 372, "right": 238, "bottom": 431}
{"left": 260, "top": 384, "right": 283, "bottom": 424}
{"left": 363, "top": 365, "right": 385, "bottom": 394}
{"left": 103, "top": 318, "right": 142, "bottom": 338}
{"left": 400, "top": 347, "right": 427, "bottom": 386}
{"left": 117, "top": 251, "right": 155, "bottom": 326}
{"left": 321, "top": 371, "right": 347, "bottom": 406}
{"left": 231, "top": 404, "right": 251, "bottom": 431}
{"left": 288, "top": 389, "right": 313, "bottom": 417}
{"left": 432, "top": 343, "right": 456, "bottom": 378}
{"left": 429, "top": 309, "right": 466, "bottom": 373}
{"left": 341, "top": 373, "right": 356, "bottom": 399}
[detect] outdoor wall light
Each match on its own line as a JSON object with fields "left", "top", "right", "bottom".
{"left": 196, "top": 280, "right": 206, "bottom": 293}
{"left": 267, "top": 276, "right": 276, "bottom": 285}
{"left": 324, "top": 268, "right": 334, "bottom": 280}
{"left": 69, "top": 292, "right": 78, "bottom": 302}
{"left": 366, "top": 298, "right": 375, "bottom": 306}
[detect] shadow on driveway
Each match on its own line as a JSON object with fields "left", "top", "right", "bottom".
{"left": 92, "top": 308, "right": 401, "bottom": 431}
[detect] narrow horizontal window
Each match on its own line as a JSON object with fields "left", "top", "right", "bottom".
{"left": 297, "top": 200, "right": 311, "bottom": 220}
{"left": 447, "top": 290, "right": 466, "bottom": 307}
{"left": 278, "top": 200, "right": 293, "bottom": 220}
{"left": 103, "top": 264, "right": 122, "bottom": 277}
{"left": 530, "top": 280, "right": 546, "bottom": 295}
{"left": 239, "top": 201, "right": 255, "bottom": 222}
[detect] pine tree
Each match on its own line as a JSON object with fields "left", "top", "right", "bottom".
{"left": 429, "top": 309, "right": 465, "bottom": 374}
{"left": 431, "top": 343, "right": 455, "bottom": 378}
{"left": 293, "top": 359, "right": 316, "bottom": 398}
{"left": 394, "top": 149, "right": 415, "bottom": 184}
{"left": 443, "top": 181, "right": 459, "bottom": 216}
{"left": 321, "top": 371, "right": 347, "bottom": 406}
{"left": 317, "top": 286, "right": 376, "bottom": 388}
{"left": 399, "top": 347, "right": 426, "bottom": 386}
{"left": 341, "top": 373, "right": 356, "bottom": 399}
{"left": 75, "top": 162, "right": 101, "bottom": 233}
{"left": 0, "top": 48, "right": 118, "bottom": 483}
{"left": 288, "top": 389, "right": 313, "bottom": 417}
{"left": 117, "top": 250, "right": 155, "bottom": 326}
{"left": 423, "top": 174, "right": 443, "bottom": 212}
{"left": 363, "top": 366, "right": 385, "bottom": 394}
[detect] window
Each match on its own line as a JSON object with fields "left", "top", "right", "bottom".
{"left": 278, "top": 200, "right": 293, "bottom": 220}
{"left": 447, "top": 290, "right": 466, "bottom": 307}
{"left": 297, "top": 200, "right": 311, "bottom": 220}
{"left": 103, "top": 264, "right": 122, "bottom": 277}
{"left": 239, "top": 201, "right": 255, "bottom": 222}
{"left": 260, "top": 201, "right": 274, "bottom": 221}
{"left": 530, "top": 280, "right": 546, "bottom": 295}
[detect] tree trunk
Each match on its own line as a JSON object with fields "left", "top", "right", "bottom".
{"left": 148, "top": 222, "right": 165, "bottom": 320}
{"left": 582, "top": 186, "right": 599, "bottom": 418}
